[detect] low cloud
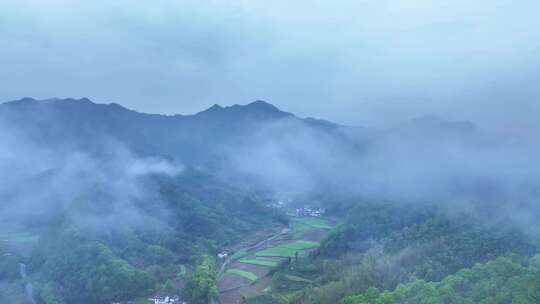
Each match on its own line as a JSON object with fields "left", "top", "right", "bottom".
{"left": 227, "top": 115, "right": 540, "bottom": 236}
{"left": 0, "top": 119, "right": 183, "bottom": 232}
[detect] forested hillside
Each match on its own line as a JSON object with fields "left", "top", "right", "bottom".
{"left": 247, "top": 200, "right": 540, "bottom": 304}
{"left": 0, "top": 167, "right": 286, "bottom": 304}
{"left": 342, "top": 255, "right": 540, "bottom": 304}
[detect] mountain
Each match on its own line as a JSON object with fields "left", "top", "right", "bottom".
{"left": 195, "top": 100, "right": 292, "bottom": 120}
{"left": 4, "top": 97, "right": 534, "bottom": 304}
{"left": 0, "top": 97, "right": 344, "bottom": 165}
{"left": 0, "top": 98, "right": 299, "bottom": 304}
{"left": 0, "top": 97, "right": 484, "bottom": 196}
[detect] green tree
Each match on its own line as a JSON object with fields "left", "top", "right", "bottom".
{"left": 186, "top": 255, "right": 218, "bottom": 304}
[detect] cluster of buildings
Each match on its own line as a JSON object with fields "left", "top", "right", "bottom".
{"left": 266, "top": 199, "right": 326, "bottom": 218}
{"left": 293, "top": 206, "right": 326, "bottom": 217}
{"left": 113, "top": 296, "right": 183, "bottom": 304}
{"left": 147, "top": 296, "right": 183, "bottom": 304}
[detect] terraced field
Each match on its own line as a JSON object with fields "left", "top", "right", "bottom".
{"left": 293, "top": 217, "right": 333, "bottom": 229}
{"left": 218, "top": 217, "right": 335, "bottom": 304}
{"left": 255, "top": 246, "right": 299, "bottom": 258}
{"left": 238, "top": 259, "right": 278, "bottom": 267}
{"left": 226, "top": 269, "right": 258, "bottom": 281}
{"left": 254, "top": 241, "right": 318, "bottom": 258}
{"left": 289, "top": 217, "right": 333, "bottom": 238}
{"left": 283, "top": 240, "right": 320, "bottom": 250}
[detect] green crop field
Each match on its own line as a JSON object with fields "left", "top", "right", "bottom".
{"left": 239, "top": 258, "right": 278, "bottom": 267}
{"left": 290, "top": 221, "right": 314, "bottom": 238}
{"left": 256, "top": 246, "right": 303, "bottom": 258}
{"left": 256, "top": 246, "right": 297, "bottom": 257}
{"left": 289, "top": 217, "right": 333, "bottom": 238}
{"left": 226, "top": 269, "right": 258, "bottom": 281}
{"left": 282, "top": 240, "right": 320, "bottom": 250}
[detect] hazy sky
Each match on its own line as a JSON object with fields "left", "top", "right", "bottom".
{"left": 1, "top": 0, "right": 539, "bottom": 127}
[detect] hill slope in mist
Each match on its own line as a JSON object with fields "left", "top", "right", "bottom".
{"left": 2, "top": 97, "right": 537, "bottom": 220}
{"left": 4, "top": 97, "right": 539, "bottom": 217}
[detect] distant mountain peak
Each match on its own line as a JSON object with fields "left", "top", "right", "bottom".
{"left": 196, "top": 104, "right": 224, "bottom": 116}
{"left": 204, "top": 104, "right": 223, "bottom": 112}
{"left": 3, "top": 97, "right": 96, "bottom": 106}
{"left": 77, "top": 97, "right": 93, "bottom": 103}
{"left": 20, "top": 97, "right": 37, "bottom": 102}
{"left": 42, "top": 97, "right": 95, "bottom": 107}
{"left": 233, "top": 100, "right": 293, "bottom": 120}
{"left": 244, "top": 100, "right": 279, "bottom": 110}
{"left": 235, "top": 100, "right": 289, "bottom": 116}
{"left": 2, "top": 97, "right": 37, "bottom": 106}
{"left": 196, "top": 100, "right": 292, "bottom": 121}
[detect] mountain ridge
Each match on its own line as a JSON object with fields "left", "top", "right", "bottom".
{"left": 2, "top": 98, "right": 293, "bottom": 119}
{"left": 0, "top": 97, "right": 347, "bottom": 165}
{"left": 1, "top": 97, "right": 476, "bottom": 131}
{"left": 0, "top": 97, "right": 479, "bottom": 167}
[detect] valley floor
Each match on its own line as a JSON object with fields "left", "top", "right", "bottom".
{"left": 216, "top": 217, "right": 335, "bottom": 304}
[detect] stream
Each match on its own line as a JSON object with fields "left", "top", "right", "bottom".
{"left": 19, "top": 263, "right": 37, "bottom": 304}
